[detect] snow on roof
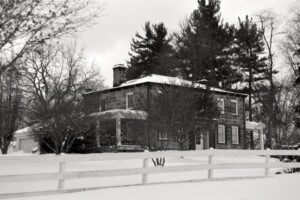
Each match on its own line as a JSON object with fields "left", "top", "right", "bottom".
{"left": 246, "top": 121, "right": 265, "bottom": 131}
{"left": 15, "top": 124, "right": 41, "bottom": 137}
{"left": 85, "top": 74, "right": 247, "bottom": 97}
{"left": 15, "top": 126, "right": 33, "bottom": 136}
{"left": 113, "top": 64, "right": 127, "bottom": 69}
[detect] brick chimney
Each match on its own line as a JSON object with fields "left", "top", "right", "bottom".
{"left": 113, "top": 64, "right": 127, "bottom": 87}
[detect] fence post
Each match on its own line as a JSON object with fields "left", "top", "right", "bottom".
{"left": 265, "top": 148, "right": 270, "bottom": 176}
{"left": 142, "top": 158, "right": 149, "bottom": 184}
{"left": 208, "top": 148, "right": 214, "bottom": 180}
{"left": 58, "top": 160, "right": 66, "bottom": 190}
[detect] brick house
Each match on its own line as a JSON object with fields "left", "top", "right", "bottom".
{"left": 83, "top": 64, "right": 248, "bottom": 151}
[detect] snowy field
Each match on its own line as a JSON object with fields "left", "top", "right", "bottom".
{"left": 0, "top": 152, "right": 299, "bottom": 200}
{"left": 10, "top": 173, "right": 300, "bottom": 200}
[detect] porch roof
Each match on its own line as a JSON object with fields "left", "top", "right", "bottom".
{"left": 246, "top": 121, "right": 265, "bottom": 132}
{"left": 88, "top": 109, "right": 148, "bottom": 120}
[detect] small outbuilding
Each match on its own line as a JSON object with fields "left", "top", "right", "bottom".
{"left": 14, "top": 127, "right": 36, "bottom": 153}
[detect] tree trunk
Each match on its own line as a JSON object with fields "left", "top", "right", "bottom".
{"left": 55, "top": 142, "right": 61, "bottom": 155}
{"left": 249, "top": 66, "right": 254, "bottom": 149}
{"left": 0, "top": 146, "right": 8, "bottom": 154}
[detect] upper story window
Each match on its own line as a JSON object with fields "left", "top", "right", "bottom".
{"left": 218, "top": 125, "right": 225, "bottom": 144}
{"left": 232, "top": 126, "right": 239, "bottom": 144}
{"left": 230, "top": 100, "right": 238, "bottom": 115}
{"left": 126, "top": 92, "right": 134, "bottom": 110}
{"left": 100, "top": 99, "right": 106, "bottom": 112}
{"left": 217, "top": 98, "right": 225, "bottom": 114}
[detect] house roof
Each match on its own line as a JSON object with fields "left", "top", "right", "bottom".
{"left": 84, "top": 74, "right": 248, "bottom": 97}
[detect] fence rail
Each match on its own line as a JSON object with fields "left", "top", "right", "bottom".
{"left": 1, "top": 149, "right": 300, "bottom": 199}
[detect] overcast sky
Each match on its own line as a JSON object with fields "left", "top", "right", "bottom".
{"left": 78, "top": 0, "right": 295, "bottom": 87}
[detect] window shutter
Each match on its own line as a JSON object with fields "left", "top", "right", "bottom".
{"left": 218, "top": 125, "right": 225, "bottom": 144}
{"left": 217, "top": 98, "right": 225, "bottom": 114}
{"left": 232, "top": 126, "right": 239, "bottom": 144}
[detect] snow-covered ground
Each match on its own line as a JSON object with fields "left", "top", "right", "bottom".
{"left": 10, "top": 173, "right": 300, "bottom": 200}
{"left": 0, "top": 152, "right": 299, "bottom": 200}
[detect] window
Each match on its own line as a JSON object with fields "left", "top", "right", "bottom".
{"left": 158, "top": 131, "right": 168, "bottom": 141}
{"left": 230, "top": 100, "right": 238, "bottom": 115}
{"left": 195, "top": 134, "right": 202, "bottom": 145}
{"left": 232, "top": 126, "right": 239, "bottom": 144}
{"left": 218, "top": 125, "right": 225, "bottom": 144}
{"left": 100, "top": 99, "right": 106, "bottom": 111}
{"left": 217, "top": 98, "right": 225, "bottom": 114}
{"left": 126, "top": 92, "right": 133, "bottom": 109}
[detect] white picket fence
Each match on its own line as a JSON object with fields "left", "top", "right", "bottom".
{"left": 1, "top": 149, "right": 300, "bottom": 199}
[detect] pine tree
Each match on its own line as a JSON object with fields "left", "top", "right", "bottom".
{"left": 126, "top": 22, "right": 176, "bottom": 80}
{"left": 235, "top": 16, "right": 268, "bottom": 119}
{"left": 234, "top": 16, "right": 268, "bottom": 148}
{"left": 175, "top": 0, "right": 241, "bottom": 89}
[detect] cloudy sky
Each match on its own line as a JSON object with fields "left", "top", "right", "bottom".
{"left": 78, "top": 0, "right": 295, "bottom": 87}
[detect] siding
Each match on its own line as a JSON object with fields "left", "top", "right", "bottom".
{"left": 83, "top": 84, "right": 246, "bottom": 150}
{"left": 214, "top": 94, "right": 245, "bottom": 149}
{"left": 84, "top": 85, "right": 148, "bottom": 114}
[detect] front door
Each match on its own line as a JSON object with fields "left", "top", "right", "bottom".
{"left": 195, "top": 132, "right": 203, "bottom": 150}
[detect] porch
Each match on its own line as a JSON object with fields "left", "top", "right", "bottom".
{"left": 89, "top": 109, "right": 148, "bottom": 150}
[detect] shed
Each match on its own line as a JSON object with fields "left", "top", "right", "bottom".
{"left": 14, "top": 127, "right": 36, "bottom": 153}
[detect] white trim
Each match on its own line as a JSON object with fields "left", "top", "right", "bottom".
{"left": 217, "top": 98, "right": 225, "bottom": 114}
{"left": 218, "top": 125, "right": 225, "bottom": 144}
{"left": 231, "top": 100, "right": 238, "bottom": 115}
{"left": 232, "top": 126, "right": 239, "bottom": 144}
{"left": 126, "top": 92, "right": 134, "bottom": 110}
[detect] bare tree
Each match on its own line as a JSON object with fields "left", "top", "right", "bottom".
{"left": 147, "top": 85, "right": 218, "bottom": 151}
{"left": 274, "top": 80, "right": 300, "bottom": 147}
{"left": 142, "top": 84, "right": 219, "bottom": 166}
{"left": 0, "top": 0, "right": 104, "bottom": 73}
{"left": 0, "top": 66, "right": 23, "bottom": 154}
{"left": 254, "top": 9, "right": 283, "bottom": 148}
{"left": 254, "top": 78, "right": 300, "bottom": 148}
{"left": 281, "top": 1, "right": 300, "bottom": 128}
{"left": 23, "top": 42, "right": 105, "bottom": 154}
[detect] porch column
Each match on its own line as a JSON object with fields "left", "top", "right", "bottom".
{"left": 95, "top": 120, "right": 101, "bottom": 148}
{"left": 259, "top": 129, "right": 264, "bottom": 150}
{"left": 116, "top": 114, "right": 122, "bottom": 146}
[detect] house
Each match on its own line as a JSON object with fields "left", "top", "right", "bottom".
{"left": 83, "top": 64, "right": 249, "bottom": 151}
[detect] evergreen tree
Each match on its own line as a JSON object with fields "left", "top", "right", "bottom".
{"left": 175, "top": 0, "right": 241, "bottom": 90}
{"left": 126, "top": 22, "right": 176, "bottom": 80}
{"left": 234, "top": 16, "right": 268, "bottom": 148}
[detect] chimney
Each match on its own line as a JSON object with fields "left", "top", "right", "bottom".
{"left": 113, "top": 64, "right": 127, "bottom": 87}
